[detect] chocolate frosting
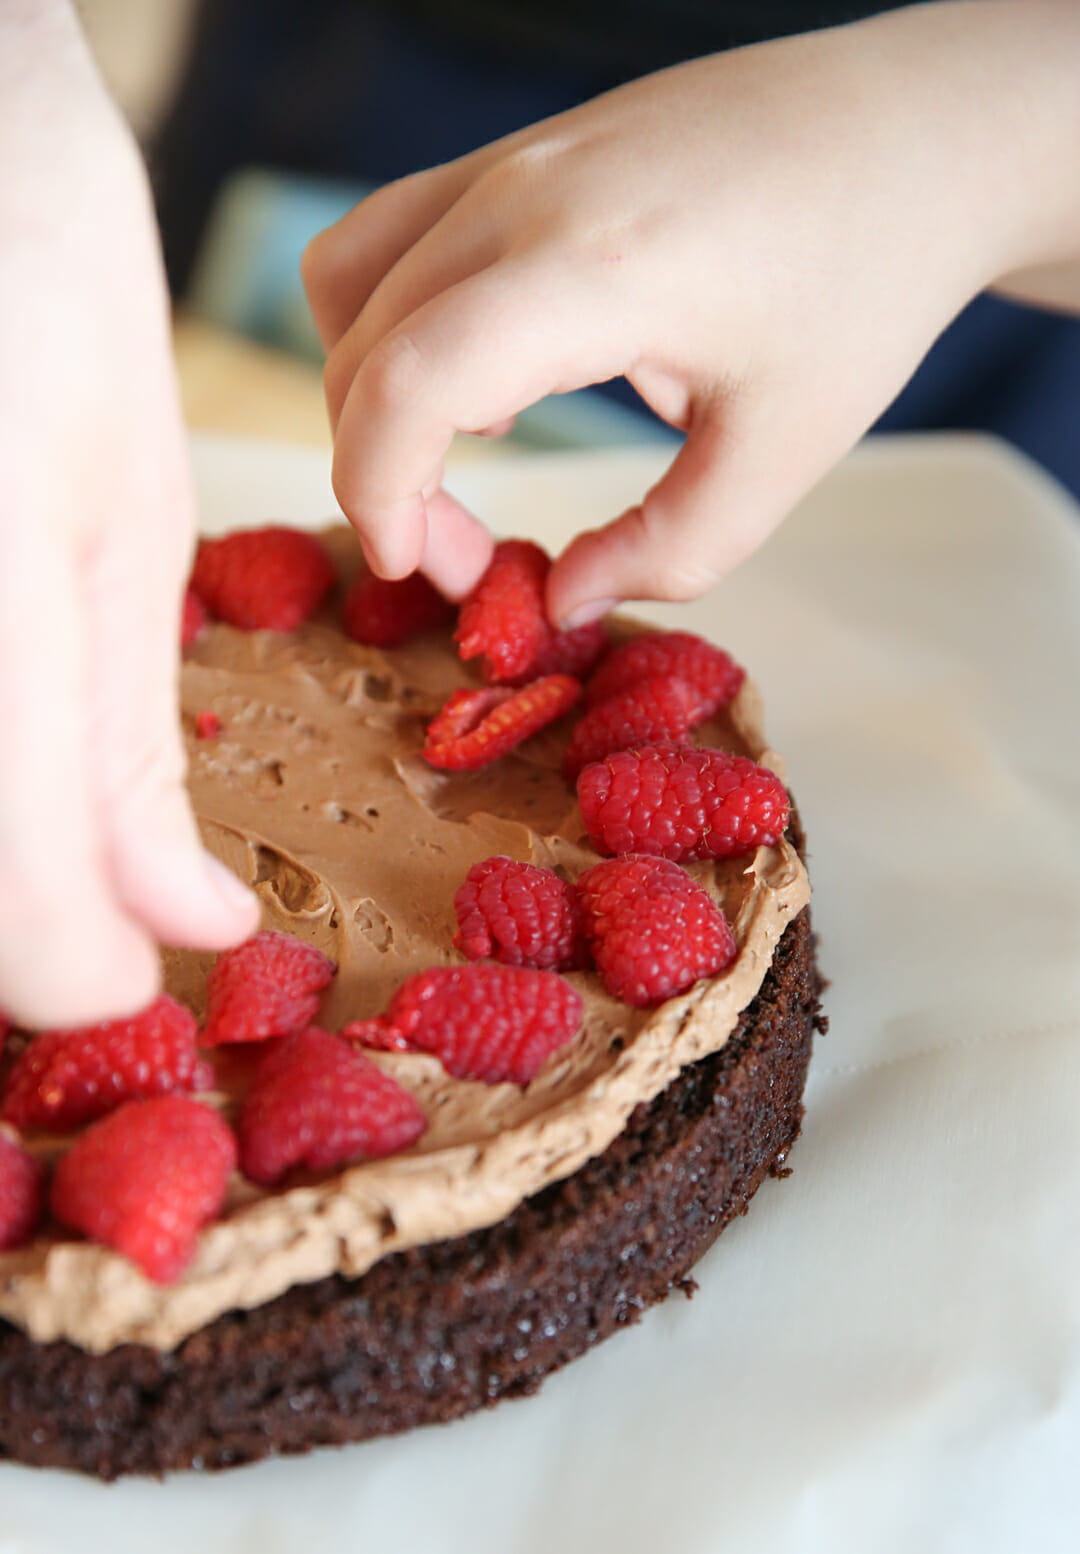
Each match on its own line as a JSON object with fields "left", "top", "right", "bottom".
{"left": 0, "top": 531, "right": 808, "bottom": 1353}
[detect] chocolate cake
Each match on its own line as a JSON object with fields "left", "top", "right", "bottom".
{"left": 0, "top": 528, "right": 823, "bottom": 1478}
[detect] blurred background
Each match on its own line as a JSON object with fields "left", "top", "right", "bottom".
{"left": 78, "top": 0, "right": 1080, "bottom": 489}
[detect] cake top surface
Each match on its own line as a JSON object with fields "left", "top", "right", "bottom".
{"left": 0, "top": 529, "right": 808, "bottom": 1353}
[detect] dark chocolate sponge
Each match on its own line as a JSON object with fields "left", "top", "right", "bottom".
{"left": 0, "top": 903, "right": 823, "bottom": 1480}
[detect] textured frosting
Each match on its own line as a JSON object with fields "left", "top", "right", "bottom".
{"left": 0, "top": 530, "right": 809, "bottom": 1354}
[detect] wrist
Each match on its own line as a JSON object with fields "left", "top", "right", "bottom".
{"left": 865, "top": 2, "right": 1080, "bottom": 288}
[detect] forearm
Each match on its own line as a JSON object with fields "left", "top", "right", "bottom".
{"left": 864, "top": 1, "right": 1080, "bottom": 310}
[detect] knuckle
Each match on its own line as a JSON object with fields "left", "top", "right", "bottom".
{"left": 476, "top": 139, "right": 557, "bottom": 217}
{"left": 358, "top": 330, "right": 429, "bottom": 414}
{"left": 632, "top": 502, "right": 721, "bottom": 602}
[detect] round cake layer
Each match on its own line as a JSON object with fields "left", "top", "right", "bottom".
{"left": 0, "top": 909, "right": 823, "bottom": 1479}
{"left": 0, "top": 556, "right": 808, "bottom": 1354}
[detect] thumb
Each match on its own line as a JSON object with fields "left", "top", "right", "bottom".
{"left": 546, "top": 405, "right": 787, "bottom": 627}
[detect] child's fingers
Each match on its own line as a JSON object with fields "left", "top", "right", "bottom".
{"left": 321, "top": 188, "right": 502, "bottom": 434}
{"left": 302, "top": 161, "right": 475, "bottom": 352}
{"left": 330, "top": 254, "right": 629, "bottom": 580}
{"left": 0, "top": 525, "right": 161, "bottom": 1028}
{"left": 83, "top": 479, "right": 260, "bottom": 957}
{"left": 418, "top": 486, "right": 496, "bottom": 599}
{"left": 545, "top": 400, "right": 799, "bottom": 625}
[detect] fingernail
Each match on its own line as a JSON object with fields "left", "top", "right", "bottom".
{"left": 559, "top": 598, "right": 617, "bottom": 632}
{"left": 204, "top": 854, "right": 258, "bottom": 918}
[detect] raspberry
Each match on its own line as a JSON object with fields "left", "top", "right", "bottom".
{"left": 50, "top": 1096, "right": 237, "bottom": 1283}
{"left": 455, "top": 540, "right": 549, "bottom": 682}
{"left": 453, "top": 856, "right": 588, "bottom": 970}
{"left": 194, "top": 709, "right": 221, "bottom": 740}
{"left": 238, "top": 1027, "right": 426, "bottom": 1185}
{"left": 523, "top": 618, "right": 608, "bottom": 685}
{"left": 1, "top": 994, "right": 213, "bottom": 1134}
{"left": 378, "top": 965, "right": 583, "bottom": 1085}
{"left": 181, "top": 587, "right": 207, "bottom": 648}
{"left": 577, "top": 743, "right": 790, "bottom": 861}
{"left": 562, "top": 673, "right": 705, "bottom": 780}
{"left": 339, "top": 1016, "right": 412, "bottom": 1053}
{"left": 422, "top": 674, "right": 580, "bottom": 771}
{"left": 343, "top": 569, "right": 454, "bottom": 647}
{"left": 0, "top": 1131, "right": 44, "bottom": 1250}
{"left": 200, "top": 931, "right": 337, "bottom": 1046}
{"left": 577, "top": 855, "right": 699, "bottom": 915}
{"left": 585, "top": 631, "right": 744, "bottom": 716}
{"left": 455, "top": 539, "right": 607, "bottom": 685}
{"left": 578, "top": 856, "right": 736, "bottom": 1006}
{"left": 191, "top": 526, "right": 335, "bottom": 632}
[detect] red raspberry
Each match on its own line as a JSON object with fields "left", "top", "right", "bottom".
{"left": 0, "top": 1131, "right": 44, "bottom": 1250}
{"left": 577, "top": 855, "right": 699, "bottom": 915}
{"left": 200, "top": 930, "right": 337, "bottom": 1046}
{"left": 191, "top": 526, "right": 336, "bottom": 632}
{"left": 50, "top": 1096, "right": 237, "bottom": 1283}
{"left": 339, "top": 1016, "right": 412, "bottom": 1053}
{"left": 1, "top": 994, "right": 213, "bottom": 1134}
{"left": 523, "top": 618, "right": 608, "bottom": 685}
{"left": 343, "top": 569, "right": 454, "bottom": 648}
{"left": 453, "top": 856, "right": 588, "bottom": 970}
{"left": 562, "top": 673, "right": 705, "bottom": 781}
{"left": 181, "top": 586, "right": 207, "bottom": 648}
{"left": 238, "top": 1027, "right": 426, "bottom": 1185}
{"left": 422, "top": 674, "right": 580, "bottom": 771}
{"left": 585, "top": 631, "right": 744, "bottom": 716}
{"left": 379, "top": 965, "right": 583, "bottom": 1085}
{"left": 577, "top": 856, "right": 736, "bottom": 1006}
{"left": 577, "top": 744, "right": 790, "bottom": 861}
{"left": 455, "top": 540, "right": 549, "bottom": 682}
{"left": 194, "top": 709, "right": 222, "bottom": 740}
{"left": 455, "top": 540, "right": 607, "bottom": 685}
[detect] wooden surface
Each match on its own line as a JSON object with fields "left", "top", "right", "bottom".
{"left": 174, "top": 314, "right": 332, "bottom": 447}
{"left": 174, "top": 312, "right": 501, "bottom": 466}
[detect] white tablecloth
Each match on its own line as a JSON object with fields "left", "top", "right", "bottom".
{"left": 2, "top": 432, "right": 1078, "bottom": 1554}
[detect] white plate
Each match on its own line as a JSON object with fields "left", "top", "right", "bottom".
{"left": 3, "top": 432, "right": 1079, "bottom": 1554}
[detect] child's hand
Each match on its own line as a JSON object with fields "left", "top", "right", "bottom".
{"left": 0, "top": 2, "right": 258, "bottom": 1028}
{"left": 305, "top": 0, "right": 1080, "bottom": 628}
